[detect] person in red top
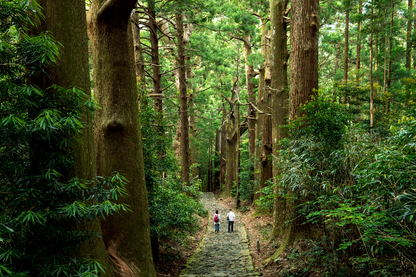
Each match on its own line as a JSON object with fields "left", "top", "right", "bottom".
{"left": 213, "top": 210, "right": 221, "bottom": 232}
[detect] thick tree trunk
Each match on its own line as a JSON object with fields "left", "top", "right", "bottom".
{"left": 407, "top": 0, "right": 413, "bottom": 71}
{"left": 34, "top": 1, "right": 114, "bottom": 275}
{"left": 176, "top": 13, "right": 190, "bottom": 186}
{"left": 267, "top": 0, "right": 319, "bottom": 262}
{"left": 270, "top": 0, "right": 289, "bottom": 238}
{"left": 88, "top": 1, "right": 156, "bottom": 276}
{"left": 289, "top": 0, "right": 319, "bottom": 121}
{"left": 253, "top": 21, "right": 267, "bottom": 202}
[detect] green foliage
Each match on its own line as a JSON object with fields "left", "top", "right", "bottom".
{"left": 0, "top": 2, "right": 127, "bottom": 275}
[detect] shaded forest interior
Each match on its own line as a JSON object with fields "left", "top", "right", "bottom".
{"left": 1, "top": 0, "right": 416, "bottom": 276}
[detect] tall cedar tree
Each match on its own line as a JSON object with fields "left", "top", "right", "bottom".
{"left": 88, "top": 0, "right": 156, "bottom": 276}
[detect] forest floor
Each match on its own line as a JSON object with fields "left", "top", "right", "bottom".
{"left": 217, "top": 194, "right": 283, "bottom": 277}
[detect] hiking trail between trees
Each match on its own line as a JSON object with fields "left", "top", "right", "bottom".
{"left": 180, "top": 192, "right": 261, "bottom": 277}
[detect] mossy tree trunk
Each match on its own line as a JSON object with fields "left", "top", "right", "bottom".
{"left": 33, "top": 0, "right": 114, "bottom": 275}
{"left": 270, "top": 0, "right": 289, "bottom": 238}
{"left": 88, "top": 0, "right": 156, "bottom": 276}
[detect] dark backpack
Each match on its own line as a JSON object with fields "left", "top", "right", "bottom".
{"left": 214, "top": 214, "right": 219, "bottom": 222}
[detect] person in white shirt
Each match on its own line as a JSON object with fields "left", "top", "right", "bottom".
{"left": 227, "top": 208, "right": 236, "bottom": 232}
{"left": 213, "top": 210, "right": 221, "bottom": 232}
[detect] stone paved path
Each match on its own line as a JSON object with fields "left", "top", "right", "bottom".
{"left": 180, "top": 192, "right": 261, "bottom": 277}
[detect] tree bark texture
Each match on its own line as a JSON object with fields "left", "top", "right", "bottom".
{"left": 289, "top": 0, "right": 319, "bottom": 121}
{"left": 88, "top": 0, "right": 156, "bottom": 276}
{"left": 270, "top": 0, "right": 289, "bottom": 238}
{"left": 176, "top": 13, "right": 190, "bottom": 186}
{"left": 34, "top": 0, "right": 114, "bottom": 275}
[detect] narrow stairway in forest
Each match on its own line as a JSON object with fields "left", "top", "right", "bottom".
{"left": 180, "top": 192, "right": 261, "bottom": 277}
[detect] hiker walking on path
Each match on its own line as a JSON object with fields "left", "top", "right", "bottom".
{"left": 213, "top": 210, "right": 221, "bottom": 232}
{"left": 227, "top": 208, "right": 235, "bottom": 232}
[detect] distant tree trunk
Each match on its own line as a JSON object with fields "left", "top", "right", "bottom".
{"left": 260, "top": 67, "right": 272, "bottom": 199}
{"left": 224, "top": 82, "right": 239, "bottom": 197}
{"left": 188, "top": 73, "right": 198, "bottom": 178}
{"left": 88, "top": 0, "right": 156, "bottom": 276}
{"left": 357, "top": 0, "right": 362, "bottom": 80}
{"left": 242, "top": 37, "right": 256, "bottom": 202}
{"left": 407, "top": 0, "right": 413, "bottom": 71}
{"left": 148, "top": 3, "right": 164, "bottom": 154}
{"left": 132, "top": 11, "right": 145, "bottom": 86}
{"left": 384, "top": 34, "right": 388, "bottom": 97}
{"left": 253, "top": 21, "right": 267, "bottom": 202}
{"left": 344, "top": 0, "right": 349, "bottom": 104}
{"left": 387, "top": 2, "right": 394, "bottom": 114}
{"left": 176, "top": 13, "right": 190, "bottom": 186}
{"left": 220, "top": 101, "right": 227, "bottom": 192}
{"left": 270, "top": 0, "right": 289, "bottom": 238}
{"left": 34, "top": 1, "right": 114, "bottom": 275}
{"left": 208, "top": 139, "right": 212, "bottom": 191}
{"left": 215, "top": 129, "right": 221, "bottom": 191}
{"left": 236, "top": 100, "right": 241, "bottom": 209}
{"left": 370, "top": 5, "right": 374, "bottom": 130}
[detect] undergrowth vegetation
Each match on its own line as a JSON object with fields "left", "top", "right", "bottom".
{"left": 259, "top": 92, "right": 416, "bottom": 276}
